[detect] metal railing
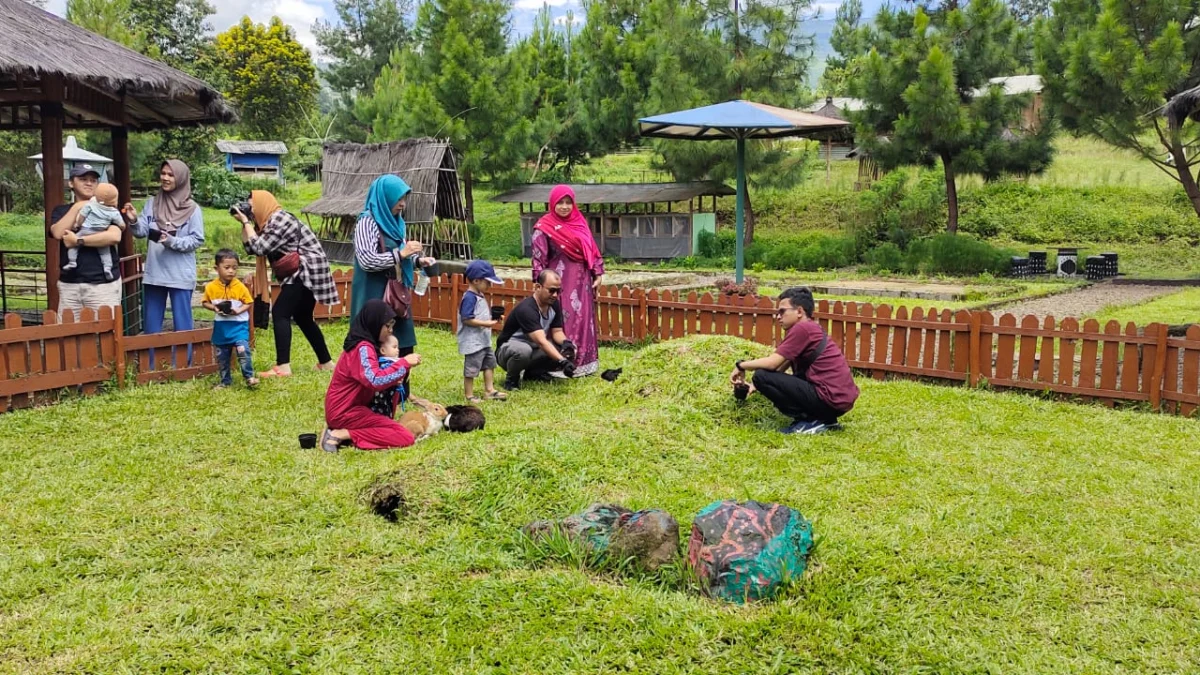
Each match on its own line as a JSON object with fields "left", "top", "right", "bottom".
{"left": 0, "top": 249, "right": 48, "bottom": 322}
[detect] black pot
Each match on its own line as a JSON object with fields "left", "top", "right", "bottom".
{"left": 491, "top": 305, "right": 505, "bottom": 321}
{"left": 298, "top": 433, "right": 317, "bottom": 449}
{"left": 733, "top": 383, "right": 750, "bottom": 401}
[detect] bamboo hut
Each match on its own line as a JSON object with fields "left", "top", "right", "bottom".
{"left": 0, "top": 0, "right": 235, "bottom": 323}
{"left": 302, "top": 138, "right": 470, "bottom": 264}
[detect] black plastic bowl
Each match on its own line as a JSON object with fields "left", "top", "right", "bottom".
{"left": 298, "top": 433, "right": 318, "bottom": 449}
{"left": 491, "top": 305, "right": 505, "bottom": 320}
{"left": 733, "top": 383, "right": 750, "bottom": 401}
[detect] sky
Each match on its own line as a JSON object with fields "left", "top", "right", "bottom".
{"left": 44, "top": 0, "right": 889, "bottom": 58}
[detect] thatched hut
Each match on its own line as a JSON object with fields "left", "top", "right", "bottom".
{"left": 0, "top": 0, "right": 235, "bottom": 322}
{"left": 302, "top": 138, "right": 470, "bottom": 264}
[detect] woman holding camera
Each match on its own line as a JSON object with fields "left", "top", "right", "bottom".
{"left": 122, "top": 159, "right": 205, "bottom": 334}
{"left": 234, "top": 190, "right": 337, "bottom": 378}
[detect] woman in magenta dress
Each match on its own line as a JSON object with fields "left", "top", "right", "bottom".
{"left": 532, "top": 185, "right": 605, "bottom": 377}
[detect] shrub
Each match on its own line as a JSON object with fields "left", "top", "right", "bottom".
{"left": 904, "top": 234, "right": 1014, "bottom": 275}
{"left": 191, "top": 164, "right": 248, "bottom": 209}
{"left": 852, "top": 169, "right": 946, "bottom": 252}
{"left": 864, "top": 242, "right": 905, "bottom": 272}
{"left": 714, "top": 277, "right": 759, "bottom": 296}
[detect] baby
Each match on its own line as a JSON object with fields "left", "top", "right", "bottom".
{"left": 370, "top": 334, "right": 404, "bottom": 418}
{"left": 64, "top": 183, "right": 123, "bottom": 280}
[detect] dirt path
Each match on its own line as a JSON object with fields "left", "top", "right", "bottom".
{"left": 993, "top": 282, "right": 1178, "bottom": 320}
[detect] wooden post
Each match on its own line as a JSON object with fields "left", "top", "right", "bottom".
{"left": 1150, "top": 322, "right": 1169, "bottom": 411}
{"left": 42, "top": 75, "right": 65, "bottom": 312}
{"left": 114, "top": 299, "right": 125, "bottom": 389}
{"left": 826, "top": 137, "right": 832, "bottom": 184}
{"left": 634, "top": 288, "right": 647, "bottom": 342}
{"left": 450, "top": 273, "right": 461, "bottom": 334}
{"left": 968, "top": 311, "right": 982, "bottom": 386}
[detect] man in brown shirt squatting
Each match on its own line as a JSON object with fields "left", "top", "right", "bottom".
{"left": 730, "top": 287, "right": 860, "bottom": 435}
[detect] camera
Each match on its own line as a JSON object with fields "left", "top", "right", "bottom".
{"left": 229, "top": 200, "right": 252, "bottom": 219}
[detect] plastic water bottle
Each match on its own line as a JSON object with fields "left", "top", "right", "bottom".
{"left": 412, "top": 257, "right": 430, "bottom": 296}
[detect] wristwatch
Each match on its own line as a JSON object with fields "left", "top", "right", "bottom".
{"left": 76, "top": 234, "right": 86, "bottom": 246}
{"left": 735, "top": 360, "right": 745, "bottom": 372}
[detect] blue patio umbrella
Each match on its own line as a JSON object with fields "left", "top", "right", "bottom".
{"left": 639, "top": 100, "right": 850, "bottom": 282}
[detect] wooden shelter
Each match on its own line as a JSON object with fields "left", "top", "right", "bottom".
{"left": 493, "top": 182, "right": 735, "bottom": 261}
{"left": 302, "top": 138, "right": 469, "bottom": 264}
{"left": 0, "top": 0, "right": 235, "bottom": 316}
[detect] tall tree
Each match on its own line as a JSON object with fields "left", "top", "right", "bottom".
{"left": 574, "top": 0, "right": 653, "bottom": 153}
{"left": 214, "top": 17, "right": 319, "bottom": 142}
{"left": 358, "top": 0, "right": 536, "bottom": 221}
{"left": 1037, "top": 0, "right": 1200, "bottom": 218}
{"left": 1009, "top": 0, "right": 1050, "bottom": 24}
{"left": 518, "top": 6, "right": 593, "bottom": 179}
{"left": 66, "top": 0, "right": 138, "bottom": 46}
{"left": 856, "top": 0, "right": 1054, "bottom": 233}
{"left": 314, "top": 0, "right": 412, "bottom": 98}
{"left": 128, "top": 0, "right": 214, "bottom": 66}
{"left": 820, "top": 0, "right": 874, "bottom": 95}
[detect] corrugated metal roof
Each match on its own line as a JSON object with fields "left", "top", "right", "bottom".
{"left": 492, "top": 182, "right": 736, "bottom": 205}
{"left": 217, "top": 140, "right": 288, "bottom": 155}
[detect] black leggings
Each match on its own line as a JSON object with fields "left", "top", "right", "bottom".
{"left": 273, "top": 283, "right": 332, "bottom": 366}
{"left": 752, "top": 369, "right": 842, "bottom": 424}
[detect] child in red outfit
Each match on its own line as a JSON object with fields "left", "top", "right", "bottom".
{"left": 322, "top": 300, "right": 423, "bottom": 452}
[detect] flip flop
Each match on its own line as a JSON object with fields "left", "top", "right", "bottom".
{"left": 486, "top": 391, "right": 508, "bottom": 401}
{"left": 466, "top": 396, "right": 484, "bottom": 404}
{"left": 320, "top": 428, "right": 341, "bottom": 453}
{"left": 258, "top": 366, "right": 291, "bottom": 379}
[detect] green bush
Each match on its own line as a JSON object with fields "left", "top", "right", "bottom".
{"left": 864, "top": 242, "right": 905, "bottom": 272}
{"left": 904, "top": 234, "right": 1014, "bottom": 275}
{"left": 851, "top": 170, "right": 946, "bottom": 253}
{"left": 191, "top": 165, "right": 248, "bottom": 209}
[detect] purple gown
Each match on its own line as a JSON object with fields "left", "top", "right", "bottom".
{"left": 532, "top": 230, "right": 604, "bottom": 376}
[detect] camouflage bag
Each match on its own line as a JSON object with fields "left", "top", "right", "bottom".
{"left": 524, "top": 504, "right": 679, "bottom": 570}
{"left": 686, "top": 499, "right": 814, "bottom": 603}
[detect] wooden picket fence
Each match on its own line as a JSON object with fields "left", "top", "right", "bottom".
{"left": 0, "top": 306, "right": 219, "bottom": 413}
{"left": 4, "top": 272, "right": 1199, "bottom": 418}
{"left": 390, "top": 274, "right": 1200, "bottom": 418}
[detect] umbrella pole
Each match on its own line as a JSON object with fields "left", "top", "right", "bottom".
{"left": 735, "top": 136, "right": 746, "bottom": 284}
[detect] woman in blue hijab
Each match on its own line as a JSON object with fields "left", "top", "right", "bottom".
{"left": 351, "top": 174, "right": 428, "bottom": 356}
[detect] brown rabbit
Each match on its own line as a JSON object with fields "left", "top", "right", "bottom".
{"left": 399, "top": 397, "right": 448, "bottom": 442}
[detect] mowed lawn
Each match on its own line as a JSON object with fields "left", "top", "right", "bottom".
{"left": 2, "top": 325, "right": 1199, "bottom": 673}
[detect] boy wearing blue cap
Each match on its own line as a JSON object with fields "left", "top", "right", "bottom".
{"left": 458, "top": 260, "right": 507, "bottom": 402}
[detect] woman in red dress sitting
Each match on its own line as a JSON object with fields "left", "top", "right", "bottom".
{"left": 321, "top": 300, "right": 422, "bottom": 452}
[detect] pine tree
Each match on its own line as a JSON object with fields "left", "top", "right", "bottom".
{"left": 1037, "top": 0, "right": 1200, "bottom": 218}
{"left": 518, "top": 7, "right": 591, "bottom": 179}
{"left": 66, "top": 0, "right": 138, "bottom": 47}
{"left": 357, "top": 0, "right": 535, "bottom": 222}
{"left": 314, "top": 0, "right": 412, "bottom": 98}
{"left": 855, "top": 0, "right": 1053, "bottom": 233}
{"left": 819, "top": 0, "right": 873, "bottom": 95}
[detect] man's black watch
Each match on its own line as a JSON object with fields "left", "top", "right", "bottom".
{"left": 735, "top": 360, "right": 745, "bottom": 372}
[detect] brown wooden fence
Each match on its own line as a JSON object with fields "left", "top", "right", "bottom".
{"left": 384, "top": 274, "right": 1200, "bottom": 417}
{"left": 0, "top": 306, "right": 218, "bottom": 413}
{"left": 5, "top": 272, "right": 1200, "bottom": 418}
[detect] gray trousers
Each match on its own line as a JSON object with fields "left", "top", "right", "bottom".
{"left": 496, "top": 340, "right": 555, "bottom": 378}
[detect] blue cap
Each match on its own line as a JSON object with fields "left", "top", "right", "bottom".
{"left": 465, "top": 260, "right": 503, "bottom": 284}
{"left": 69, "top": 164, "right": 100, "bottom": 179}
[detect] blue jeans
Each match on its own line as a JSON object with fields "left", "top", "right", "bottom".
{"left": 144, "top": 284, "right": 195, "bottom": 369}
{"left": 216, "top": 340, "right": 254, "bottom": 386}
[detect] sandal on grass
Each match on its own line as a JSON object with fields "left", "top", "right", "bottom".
{"left": 320, "top": 428, "right": 341, "bottom": 453}
{"left": 466, "top": 396, "right": 484, "bottom": 404}
{"left": 258, "top": 366, "right": 291, "bottom": 379}
{"left": 485, "top": 390, "right": 508, "bottom": 401}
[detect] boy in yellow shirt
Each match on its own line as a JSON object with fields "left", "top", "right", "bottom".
{"left": 201, "top": 249, "right": 258, "bottom": 388}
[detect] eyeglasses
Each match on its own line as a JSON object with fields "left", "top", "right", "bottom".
{"left": 544, "top": 287, "right": 562, "bottom": 295}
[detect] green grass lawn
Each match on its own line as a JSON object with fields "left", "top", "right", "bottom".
{"left": 2, "top": 326, "right": 1199, "bottom": 672}
{"left": 1088, "top": 287, "right": 1200, "bottom": 326}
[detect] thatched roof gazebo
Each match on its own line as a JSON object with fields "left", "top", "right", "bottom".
{"left": 302, "top": 138, "right": 469, "bottom": 264}
{"left": 0, "top": 0, "right": 235, "bottom": 314}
